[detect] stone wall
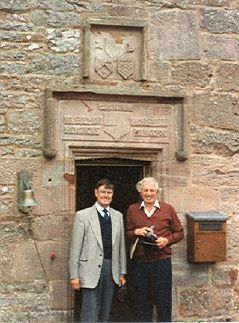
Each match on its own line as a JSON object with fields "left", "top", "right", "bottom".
{"left": 0, "top": 0, "right": 238, "bottom": 322}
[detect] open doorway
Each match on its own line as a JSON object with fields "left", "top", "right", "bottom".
{"left": 74, "top": 158, "right": 150, "bottom": 322}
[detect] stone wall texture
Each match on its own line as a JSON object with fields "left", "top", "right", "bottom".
{"left": 0, "top": 0, "right": 238, "bottom": 322}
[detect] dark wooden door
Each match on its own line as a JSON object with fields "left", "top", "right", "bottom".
{"left": 74, "top": 158, "right": 149, "bottom": 322}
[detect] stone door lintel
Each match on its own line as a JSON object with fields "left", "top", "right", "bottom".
{"left": 43, "top": 88, "right": 188, "bottom": 162}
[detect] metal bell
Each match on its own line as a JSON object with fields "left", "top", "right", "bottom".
{"left": 19, "top": 189, "right": 38, "bottom": 207}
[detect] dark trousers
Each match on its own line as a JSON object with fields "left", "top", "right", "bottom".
{"left": 132, "top": 258, "right": 172, "bottom": 322}
{"left": 81, "top": 259, "right": 115, "bottom": 323}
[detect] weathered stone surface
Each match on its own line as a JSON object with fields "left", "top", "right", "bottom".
{"left": 0, "top": 222, "right": 30, "bottom": 242}
{"left": 32, "top": 215, "right": 70, "bottom": 240}
{"left": 200, "top": 8, "right": 239, "bottom": 33}
{"left": 227, "top": 214, "right": 239, "bottom": 262}
{"left": 16, "top": 148, "right": 42, "bottom": 158}
{"left": 26, "top": 54, "right": 80, "bottom": 76}
{"left": 191, "top": 155, "right": 239, "bottom": 187}
{"left": 0, "top": 281, "right": 56, "bottom": 323}
{"left": 33, "top": 0, "right": 76, "bottom": 11}
{"left": 203, "top": 34, "right": 239, "bottom": 61}
{"left": 0, "top": 12, "right": 34, "bottom": 32}
{"left": 172, "top": 62, "right": 212, "bottom": 87}
{"left": 0, "top": 135, "right": 42, "bottom": 151}
{"left": 11, "top": 241, "right": 45, "bottom": 281}
{"left": 31, "top": 11, "right": 81, "bottom": 28}
{"left": 211, "top": 265, "right": 234, "bottom": 286}
{"left": 220, "top": 188, "right": 239, "bottom": 216}
{"left": 49, "top": 280, "right": 70, "bottom": 310}
{"left": 180, "top": 287, "right": 233, "bottom": 318}
{"left": 0, "top": 158, "right": 41, "bottom": 186}
{"left": 193, "top": 93, "right": 239, "bottom": 131}
{"left": 35, "top": 241, "right": 69, "bottom": 280}
{"left": 46, "top": 29, "right": 81, "bottom": 53}
{"left": 0, "top": 197, "right": 14, "bottom": 217}
{"left": 191, "top": 126, "right": 239, "bottom": 156}
{"left": 8, "top": 111, "right": 41, "bottom": 135}
{"left": 215, "top": 63, "right": 239, "bottom": 91}
{"left": 150, "top": 11, "right": 200, "bottom": 60}
{"left": 0, "top": 0, "right": 31, "bottom": 11}
{"left": 0, "top": 92, "right": 39, "bottom": 109}
{"left": 0, "top": 115, "right": 5, "bottom": 133}
{"left": 145, "top": 0, "right": 232, "bottom": 8}
{"left": 173, "top": 263, "right": 209, "bottom": 286}
{"left": 106, "top": 4, "right": 146, "bottom": 17}
{"left": 168, "top": 186, "right": 219, "bottom": 213}
{"left": 0, "top": 147, "right": 14, "bottom": 155}
{"left": 147, "top": 61, "right": 171, "bottom": 82}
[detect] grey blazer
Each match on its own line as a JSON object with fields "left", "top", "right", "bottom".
{"left": 69, "top": 204, "right": 127, "bottom": 288}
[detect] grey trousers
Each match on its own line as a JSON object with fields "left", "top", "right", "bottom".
{"left": 80, "top": 259, "right": 115, "bottom": 323}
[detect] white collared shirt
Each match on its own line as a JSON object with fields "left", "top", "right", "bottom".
{"left": 95, "top": 202, "right": 110, "bottom": 218}
{"left": 140, "top": 200, "right": 160, "bottom": 218}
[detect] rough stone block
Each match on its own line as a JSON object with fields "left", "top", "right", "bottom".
{"left": 11, "top": 241, "right": 45, "bottom": 281}
{"left": 193, "top": 93, "right": 239, "bottom": 131}
{"left": 0, "top": 222, "right": 30, "bottom": 242}
{"left": 168, "top": 186, "right": 219, "bottom": 213}
{"left": 26, "top": 54, "right": 80, "bottom": 76}
{"left": 8, "top": 111, "right": 41, "bottom": 135}
{"left": 173, "top": 263, "right": 209, "bottom": 287}
{"left": 147, "top": 61, "right": 171, "bottom": 82}
{"left": 31, "top": 11, "right": 80, "bottom": 28}
{"left": 179, "top": 286, "right": 232, "bottom": 318}
{"left": 227, "top": 216, "right": 239, "bottom": 262}
{"left": 32, "top": 214, "right": 71, "bottom": 241}
{"left": 49, "top": 280, "right": 70, "bottom": 310}
{"left": 191, "top": 126, "right": 239, "bottom": 157}
{"left": 150, "top": 11, "right": 200, "bottom": 60}
{"left": 220, "top": 188, "right": 239, "bottom": 215}
{"left": 203, "top": 34, "right": 239, "bottom": 60}
{"left": 172, "top": 62, "right": 212, "bottom": 87}
{"left": 36, "top": 241, "right": 70, "bottom": 281}
{"left": 200, "top": 8, "right": 239, "bottom": 33}
{"left": 215, "top": 63, "right": 239, "bottom": 91}
{"left": 0, "top": 0, "right": 31, "bottom": 11}
{"left": 46, "top": 29, "right": 81, "bottom": 53}
{"left": 32, "top": 186, "right": 66, "bottom": 216}
{"left": 211, "top": 265, "right": 233, "bottom": 286}
{"left": 191, "top": 155, "right": 239, "bottom": 187}
{"left": 0, "top": 158, "right": 41, "bottom": 186}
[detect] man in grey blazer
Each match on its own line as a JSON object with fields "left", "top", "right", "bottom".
{"left": 69, "top": 178, "right": 127, "bottom": 322}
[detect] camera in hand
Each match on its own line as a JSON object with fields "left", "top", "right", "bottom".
{"left": 145, "top": 230, "right": 157, "bottom": 244}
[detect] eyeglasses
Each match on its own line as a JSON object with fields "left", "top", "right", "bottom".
{"left": 97, "top": 189, "right": 113, "bottom": 196}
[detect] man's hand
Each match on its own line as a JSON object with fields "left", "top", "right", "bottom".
{"left": 156, "top": 237, "right": 169, "bottom": 249}
{"left": 70, "top": 278, "right": 81, "bottom": 290}
{"left": 134, "top": 227, "right": 151, "bottom": 237}
{"left": 119, "top": 275, "right": 126, "bottom": 286}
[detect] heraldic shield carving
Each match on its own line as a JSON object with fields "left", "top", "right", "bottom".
{"left": 89, "top": 25, "right": 142, "bottom": 81}
{"left": 95, "top": 58, "right": 113, "bottom": 79}
{"left": 118, "top": 59, "right": 134, "bottom": 80}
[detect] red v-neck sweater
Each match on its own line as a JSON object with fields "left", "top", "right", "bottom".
{"left": 126, "top": 202, "right": 184, "bottom": 262}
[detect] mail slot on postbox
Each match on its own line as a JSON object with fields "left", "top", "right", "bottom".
{"left": 186, "top": 212, "right": 228, "bottom": 263}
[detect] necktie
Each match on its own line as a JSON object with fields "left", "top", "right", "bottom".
{"left": 102, "top": 208, "right": 109, "bottom": 219}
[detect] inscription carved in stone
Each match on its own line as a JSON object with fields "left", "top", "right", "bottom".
{"left": 133, "top": 128, "right": 168, "bottom": 138}
{"left": 44, "top": 92, "right": 186, "bottom": 161}
{"left": 58, "top": 99, "right": 171, "bottom": 146}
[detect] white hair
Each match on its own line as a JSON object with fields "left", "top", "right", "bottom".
{"left": 136, "top": 177, "right": 159, "bottom": 192}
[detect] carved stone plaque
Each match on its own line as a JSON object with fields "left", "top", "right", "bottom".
{"left": 83, "top": 20, "right": 145, "bottom": 81}
{"left": 58, "top": 98, "right": 171, "bottom": 145}
{"left": 44, "top": 90, "right": 187, "bottom": 161}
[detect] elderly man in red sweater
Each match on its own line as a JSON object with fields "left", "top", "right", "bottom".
{"left": 126, "top": 177, "right": 184, "bottom": 322}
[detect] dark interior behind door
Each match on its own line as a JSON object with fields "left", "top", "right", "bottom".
{"left": 74, "top": 158, "right": 149, "bottom": 322}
